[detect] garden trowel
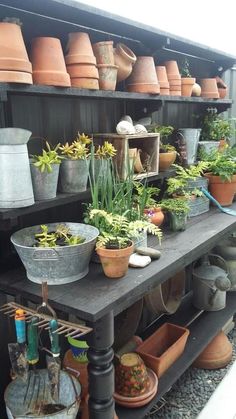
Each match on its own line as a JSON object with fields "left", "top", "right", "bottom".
{"left": 8, "top": 308, "right": 28, "bottom": 382}
{"left": 46, "top": 318, "right": 61, "bottom": 402}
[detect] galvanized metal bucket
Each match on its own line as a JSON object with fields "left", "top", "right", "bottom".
{"left": 5, "top": 369, "right": 80, "bottom": 419}
{"left": 175, "top": 128, "right": 201, "bottom": 166}
{"left": 59, "top": 159, "right": 90, "bottom": 193}
{"left": 0, "top": 128, "right": 34, "bottom": 208}
{"left": 11, "top": 223, "right": 99, "bottom": 285}
{"left": 30, "top": 162, "right": 60, "bottom": 200}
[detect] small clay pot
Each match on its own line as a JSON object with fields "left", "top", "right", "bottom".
{"left": 200, "top": 78, "right": 219, "bottom": 99}
{"left": 144, "top": 207, "right": 164, "bottom": 227}
{"left": 193, "top": 331, "right": 232, "bottom": 369}
{"left": 164, "top": 60, "right": 181, "bottom": 79}
{"left": 160, "top": 88, "right": 170, "bottom": 95}
{"left": 115, "top": 353, "right": 149, "bottom": 397}
{"left": 155, "top": 66, "right": 169, "bottom": 88}
{"left": 126, "top": 56, "right": 160, "bottom": 94}
{"left": 181, "top": 77, "right": 196, "bottom": 97}
{"left": 159, "top": 151, "right": 177, "bottom": 171}
{"left": 97, "top": 64, "right": 118, "bottom": 90}
{"left": 70, "top": 77, "right": 99, "bottom": 89}
{"left": 31, "top": 37, "right": 71, "bottom": 87}
{"left": 204, "top": 173, "right": 236, "bottom": 206}
{"left": 169, "top": 79, "right": 181, "bottom": 87}
{"left": 218, "top": 87, "right": 227, "bottom": 99}
{"left": 65, "top": 32, "right": 96, "bottom": 65}
{"left": 93, "top": 41, "right": 114, "bottom": 65}
{"left": 0, "top": 22, "right": 32, "bottom": 73}
{"left": 169, "top": 90, "right": 181, "bottom": 96}
{"left": 96, "top": 242, "right": 134, "bottom": 278}
{"left": 66, "top": 63, "right": 99, "bottom": 78}
{"left": 114, "top": 43, "right": 136, "bottom": 82}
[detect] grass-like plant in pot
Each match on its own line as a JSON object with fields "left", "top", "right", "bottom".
{"left": 59, "top": 133, "right": 92, "bottom": 193}
{"left": 90, "top": 141, "right": 117, "bottom": 184}
{"left": 180, "top": 58, "right": 195, "bottom": 97}
{"left": 134, "top": 183, "right": 164, "bottom": 227}
{"left": 160, "top": 198, "right": 190, "bottom": 231}
{"left": 204, "top": 151, "right": 236, "bottom": 206}
{"left": 87, "top": 209, "right": 162, "bottom": 278}
{"left": 30, "top": 141, "right": 62, "bottom": 200}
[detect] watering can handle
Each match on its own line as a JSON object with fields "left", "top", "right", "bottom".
{"left": 208, "top": 253, "right": 229, "bottom": 275}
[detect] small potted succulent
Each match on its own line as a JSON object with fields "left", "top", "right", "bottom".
{"left": 30, "top": 141, "right": 62, "bottom": 200}
{"left": 180, "top": 58, "right": 196, "bottom": 97}
{"left": 59, "top": 133, "right": 92, "bottom": 193}
{"left": 160, "top": 198, "right": 190, "bottom": 231}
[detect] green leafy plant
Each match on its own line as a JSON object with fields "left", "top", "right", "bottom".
{"left": 200, "top": 108, "right": 234, "bottom": 142}
{"left": 166, "top": 162, "right": 209, "bottom": 197}
{"left": 31, "top": 142, "right": 62, "bottom": 173}
{"left": 34, "top": 224, "right": 85, "bottom": 247}
{"left": 207, "top": 153, "right": 236, "bottom": 181}
{"left": 180, "top": 58, "right": 191, "bottom": 78}
{"left": 95, "top": 141, "right": 117, "bottom": 159}
{"left": 159, "top": 143, "right": 176, "bottom": 153}
{"left": 148, "top": 124, "right": 174, "bottom": 139}
{"left": 134, "top": 183, "right": 160, "bottom": 209}
{"left": 59, "top": 140, "right": 90, "bottom": 160}
{"left": 160, "top": 198, "right": 190, "bottom": 214}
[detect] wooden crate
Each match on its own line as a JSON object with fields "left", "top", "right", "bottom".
{"left": 93, "top": 133, "right": 160, "bottom": 179}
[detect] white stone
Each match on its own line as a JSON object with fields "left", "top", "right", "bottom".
{"left": 129, "top": 253, "right": 151, "bottom": 268}
{"left": 116, "top": 120, "right": 136, "bottom": 135}
{"left": 134, "top": 124, "right": 147, "bottom": 133}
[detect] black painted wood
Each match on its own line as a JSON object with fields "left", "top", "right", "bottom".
{"left": 1, "top": 205, "right": 236, "bottom": 322}
{"left": 116, "top": 292, "right": 236, "bottom": 419}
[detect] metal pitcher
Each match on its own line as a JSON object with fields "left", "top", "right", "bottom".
{"left": 174, "top": 128, "right": 201, "bottom": 166}
{"left": 192, "top": 254, "right": 231, "bottom": 311}
{"left": 0, "top": 128, "right": 34, "bottom": 208}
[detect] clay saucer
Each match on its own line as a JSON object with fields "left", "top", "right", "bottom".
{"left": 114, "top": 368, "right": 158, "bottom": 406}
{"left": 114, "top": 386, "right": 157, "bottom": 408}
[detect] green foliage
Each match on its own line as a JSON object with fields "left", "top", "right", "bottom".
{"left": 31, "top": 142, "right": 62, "bottom": 173}
{"left": 180, "top": 58, "right": 191, "bottom": 78}
{"left": 160, "top": 198, "right": 190, "bottom": 214}
{"left": 59, "top": 140, "right": 90, "bottom": 160}
{"left": 159, "top": 143, "right": 176, "bottom": 153}
{"left": 207, "top": 153, "right": 236, "bottom": 181}
{"left": 200, "top": 109, "right": 234, "bottom": 142}
{"left": 95, "top": 141, "right": 117, "bottom": 159}
{"left": 34, "top": 224, "right": 85, "bottom": 247}
{"left": 148, "top": 124, "right": 174, "bottom": 139}
{"left": 166, "top": 162, "right": 209, "bottom": 196}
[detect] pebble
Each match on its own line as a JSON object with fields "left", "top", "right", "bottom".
{"left": 136, "top": 246, "right": 161, "bottom": 259}
{"left": 129, "top": 253, "right": 151, "bottom": 268}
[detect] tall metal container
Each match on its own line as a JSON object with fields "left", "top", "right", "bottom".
{"left": 174, "top": 128, "right": 201, "bottom": 166}
{"left": 0, "top": 128, "right": 34, "bottom": 208}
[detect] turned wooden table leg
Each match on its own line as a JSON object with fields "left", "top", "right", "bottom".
{"left": 87, "top": 311, "right": 114, "bottom": 419}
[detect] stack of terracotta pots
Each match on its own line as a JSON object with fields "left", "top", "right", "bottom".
{"left": 0, "top": 21, "right": 33, "bottom": 84}
{"left": 65, "top": 32, "right": 99, "bottom": 89}
{"left": 31, "top": 37, "right": 71, "bottom": 87}
{"left": 126, "top": 56, "right": 160, "bottom": 94}
{"left": 93, "top": 41, "right": 118, "bottom": 90}
{"left": 164, "top": 60, "right": 181, "bottom": 96}
{"left": 199, "top": 78, "right": 219, "bottom": 99}
{"left": 155, "top": 66, "right": 170, "bottom": 95}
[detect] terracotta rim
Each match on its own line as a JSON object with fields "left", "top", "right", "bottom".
{"left": 114, "top": 368, "right": 158, "bottom": 403}
{"left": 116, "top": 43, "right": 136, "bottom": 63}
{"left": 65, "top": 54, "right": 96, "bottom": 65}
{"left": 0, "top": 71, "right": 33, "bottom": 84}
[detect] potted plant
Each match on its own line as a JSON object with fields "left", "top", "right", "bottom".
{"left": 30, "top": 141, "right": 62, "bottom": 200}
{"left": 204, "top": 152, "right": 236, "bottom": 206}
{"left": 90, "top": 141, "right": 116, "bottom": 182}
{"left": 148, "top": 124, "right": 176, "bottom": 171}
{"left": 180, "top": 58, "right": 195, "bottom": 97}
{"left": 134, "top": 184, "right": 164, "bottom": 227}
{"left": 59, "top": 133, "right": 91, "bottom": 193}
{"left": 160, "top": 198, "right": 190, "bottom": 231}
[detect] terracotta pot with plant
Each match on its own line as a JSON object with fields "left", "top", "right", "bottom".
{"left": 180, "top": 58, "right": 195, "bottom": 97}
{"left": 135, "top": 184, "right": 164, "bottom": 227}
{"left": 148, "top": 124, "right": 176, "bottom": 171}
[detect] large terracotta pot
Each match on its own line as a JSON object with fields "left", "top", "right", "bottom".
{"left": 159, "top": 151, "right": 177, "bottom": 171}
{"left": 193, "top": 331, "right": 232, "bottom": 369}
{"left": 204, "top": 173, "right": 236, "bottom": 206}
{"left": 126, "top": 56, "right": 160, "bottom": 94}
{"left": 0, "top": 22, "right": 32, "bottom": 84}
{"left": 65, "top": 32, "right": 96, "bottom": 65}
{"left": 144, "top": 207, "right": 164, "bottom": 226}
{"left": 70, "top": 77, "right": 99, "bottom": 89}
{"left": 181, "top": 77, "right": 196, "bottom": 97}
{"left": 31, "top": 37, "right": 71, "bottom": 87}
{"left": 96, "top": 242, "right": 134, "bottom": 278}
{"left": 200, "top": 78, "right": 219, "bottom": 98}
{"left": 93, "top": 41, "right": 114, "bottom": 65}
{"left": 114, "top": 43, "right": 136, "bottom": 82}
{"left": 97, "top": 64, "right": 118, "bottom": 90}
{"left": 66, "top": 63, "right": 98, "bottom": 78}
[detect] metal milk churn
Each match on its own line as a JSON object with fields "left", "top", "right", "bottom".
{"left": 174, "top": 128, "right": 201, "bottom": 166}
{"left": 0, "top": 128, "right": 34, "bottom": 208}
{"left": 192, "top": 254, "right": 231, "bottom": 311}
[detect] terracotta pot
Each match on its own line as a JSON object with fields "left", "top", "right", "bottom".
{"left": 81, "top": 395, "right": 118, "bottom": 419}
{"left": 160, "top": 88, "right": 170, "bottom": 95}
{"left": 66, "top": 63, "right": 99, "bottom": 78}
{"left": 218, "top": 87, "right": 227, "bottom": 99}
{"left": 115, "top": 353, "right": 149, "bottom": 397}
{"left": 63, "top": 349, "right": 88, "bottom": 401}
{"left": 181, "top": 77, "right": 196, "bottom": 97}
{"left": 204, "top": 173, "right": 236, "bottom": 206}
{"left": 0, "top": 22, "right": 32, "bottom": 73}
{"left": 155, "top": 66, "right": 169, "bottom": 88}
{"left": 129, "top": 148, "right": 144, "bottom": 173}
{"left": 169, "top": 90, "right": 181, "bottom": 96}
{"left": 164, "top": 61, "right": 180, "bottom": 79}
{"left": 159, "top": 151, "right": 177, "bottom": 171}
{"left": 97, "top": 64, "right": 118, "bottom": 90}
{"left": 31, "top": 37, "right": 71, "bottom": 87}
{"left": 169, "top": 79, "right": 181, "bottom": 87}
{"left": 70, "top": 77, "right": 99, "bottom": 89}
{"left": 96, "top": 242, "right": 134, "bottom": 278}
{"left": 126, "top": 56, "right": 160, "bottom": 94}
{"left": 114, "top": 43, "right": 136, "bottom": 82}
{"left": 0, "top": 71, "right": 32, "bottom": 84}
{"left": 193, "top": 331, "right": 232, "bottom": 369}
{"left": 136, "top": 323, "right": 190, "bottom": 378}
{"left": 65, "top": 32, "right": 96, "bottom": 65}
{"left": 200, "top": 78, "right": 219, "bottom": 99}
{"left": 93, "top": 41, "right": 114, "bottom": 65}
{"left": 144, "top": 207, "right": 164, "bottom": 227}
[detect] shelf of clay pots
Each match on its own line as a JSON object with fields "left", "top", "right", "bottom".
{"left": 116, "top": 291, "right": 236, "bottom": 419}
{"left": 0, "top": 169, "right": 175, "bottom": 223}
{"left": 0, "top": 84, "right": 233, "bottom": 107}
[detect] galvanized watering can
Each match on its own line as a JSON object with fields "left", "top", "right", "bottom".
{"left": 0, "top": 128, "right": 34, "bottom": 208}
{"left": 192, "top": 254, "right": 231, "bottom": 311}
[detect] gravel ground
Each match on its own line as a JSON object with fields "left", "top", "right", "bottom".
{"left": 145, "top": 326, "right": 236, "bottom": 419}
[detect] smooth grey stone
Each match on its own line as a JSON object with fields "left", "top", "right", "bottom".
{"left": 136, "top": 246, "right": 161, "bottom": 259}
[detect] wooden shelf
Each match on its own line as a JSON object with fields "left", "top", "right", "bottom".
{"left": 0, "top": 83, "right": 233, "bottom": 107}
{"left": 116, "top": 292, "right": 236, "bottom": 419}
